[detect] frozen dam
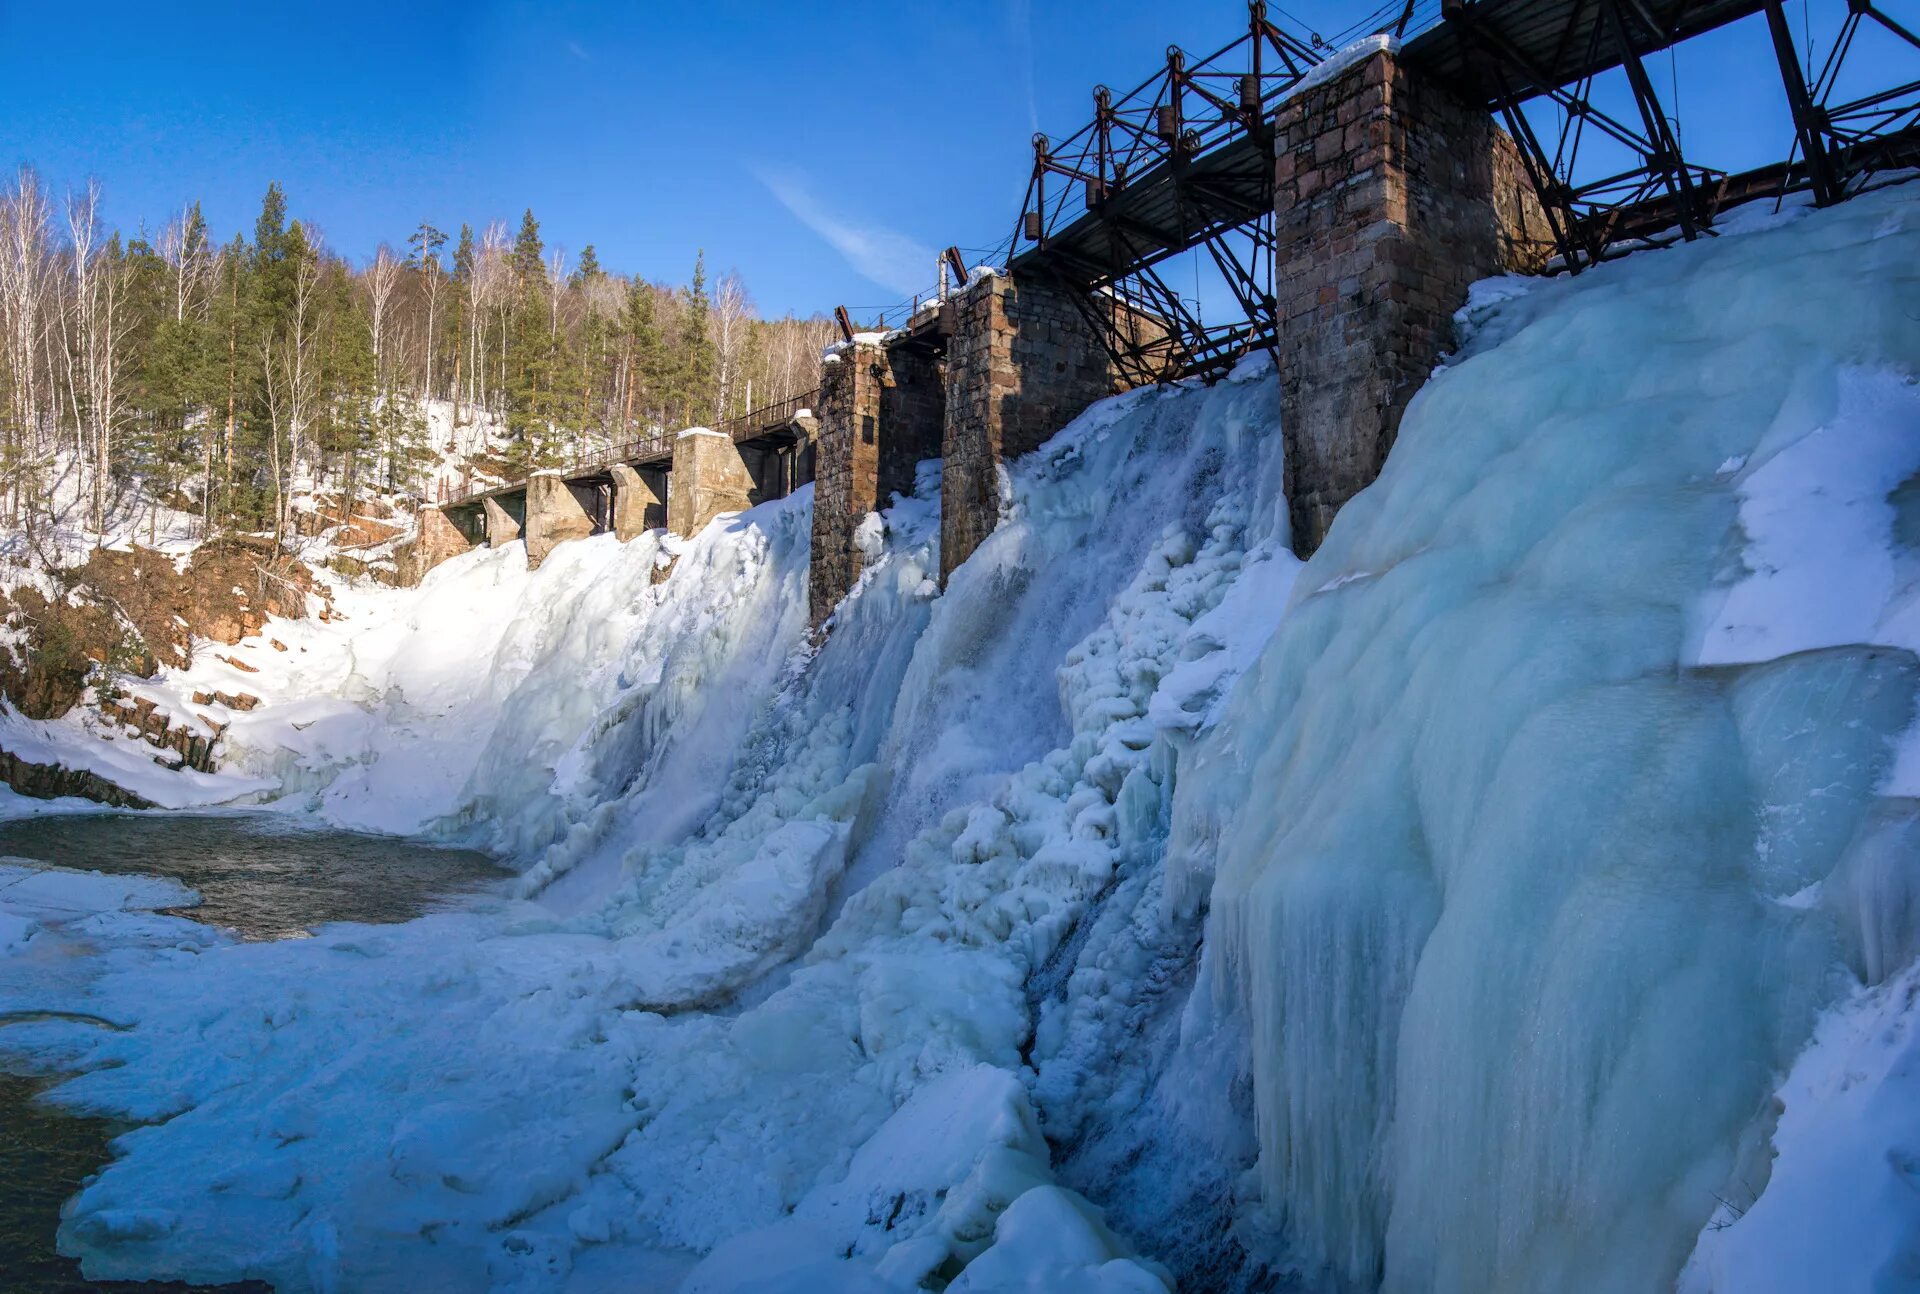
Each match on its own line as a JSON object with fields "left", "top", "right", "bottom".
{"left": 0, "top": 179, "right": 1917, "bottom": 1294}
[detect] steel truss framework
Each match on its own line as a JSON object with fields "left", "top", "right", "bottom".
{"left": 1009, "top": 0, "right": 1916, "bottom": 384}
{"left": 1441, "top": 0, "right": 1920, "bottom": 272}
{"left": 1009, "top": 2, "right": 1329, "bottom": 386}
{"left": 1774, "top": 0, "right": 1920, "bottom": 204}
{"left": 1443, "top": 0, "right": 1729, "bottom": 267}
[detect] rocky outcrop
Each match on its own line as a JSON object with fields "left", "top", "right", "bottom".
{"left": 0, "top": 584, "right": 146, "bottom": 719}
{"left": 98, "top": 695, "right": 223, "bottom": 772}
{"left": 0, "top": 538, "right": 320, "bottom": 747}
{"left": 81, "top": 537, "right": 321, "bottom": 662}
{"left": 0, "top": 747, "right": 154, "bottom": 808}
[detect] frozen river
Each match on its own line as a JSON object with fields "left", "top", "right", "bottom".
{"left": 0, "top": 812, "right": 506, "bottom": 1291}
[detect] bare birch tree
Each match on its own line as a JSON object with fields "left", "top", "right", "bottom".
{"left": 0, "top": 167, "right": 55, "bottom": 526}
{"left": 469, "top": 221, "right": 510, "bottom": 421}
{"left": 712, "top": 271, "right": 753, "bottom": 422}
{"left": 67, "top": 181, "right": 129, "bottom": 540}
{"left": 159, "top": 202, "right": 211, "bottom": 325}
{"left": 366, "top": 244, "right": 400, "bottom": 386}
{"left": 266, "top": 231, "right": 321, "bottom": 547}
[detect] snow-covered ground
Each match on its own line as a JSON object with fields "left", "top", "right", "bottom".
{"left": 0, "top": 448, "right": 208, "bottom": 570}
{"left": 0, "top": 180, "right": 1915, "bottom": 1293}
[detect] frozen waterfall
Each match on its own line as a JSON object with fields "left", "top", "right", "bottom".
{"left": 0, "top": 181, "right": 1916, "bottom": 1293}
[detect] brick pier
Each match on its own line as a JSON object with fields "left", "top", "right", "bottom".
{"left": 938, "top": 275, "right": 1125, "bottom": 583}
{"left": 808, "top": 340, "right": 944, "bottom": 625}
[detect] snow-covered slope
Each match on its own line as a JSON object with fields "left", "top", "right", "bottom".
{"left": 0, "top": 181, "right": 1916, "bottom": 1294}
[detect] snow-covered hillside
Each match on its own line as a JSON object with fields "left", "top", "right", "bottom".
{"left": 0, "top": 181, "right": 1916, "bottom": 1293}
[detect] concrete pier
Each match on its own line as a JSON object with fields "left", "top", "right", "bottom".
{"left": 483, "top": 496, "right": 522, "bottom": 548}
{"left": 610, "top": 463, "right": 667, "bottom": 540}
{"left": 667, "top": 429, "right": 755, "bottom": 540}
{"left": 524, "top": 472, "right": 598, "bottom": 569}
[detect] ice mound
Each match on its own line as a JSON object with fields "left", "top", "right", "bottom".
{"left": 1185, "top": 182, "right": 1920, "bottom": 1291}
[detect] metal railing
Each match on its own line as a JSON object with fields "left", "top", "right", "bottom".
{"left": 833, "top": 248, "right": 976, "bottom": 341}
{"left": 716, "top": 388, "right": 818, "bottom": 442}
{"left": 1013, "top": 3, "right": 1323, "bottom": 257}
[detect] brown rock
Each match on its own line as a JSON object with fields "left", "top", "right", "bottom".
{"left": 0, "top": 746, "right": 154, "bottom": 808}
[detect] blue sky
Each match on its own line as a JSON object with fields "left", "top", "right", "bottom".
{"left": 0, "top": 1, "right": 1901, "bottom": 319}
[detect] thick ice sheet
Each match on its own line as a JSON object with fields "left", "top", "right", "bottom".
{"left": 1188, "top": 183, "right": 1920, "bottom": 1292}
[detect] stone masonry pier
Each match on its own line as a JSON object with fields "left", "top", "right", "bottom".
{"left": 804, "top": 271, "right": 1146, "bottom": 627}
{"left": 1272, "top": 46, "right": 1548, "bottom": 556}
{"left": 801, "top": 46, "right": 1540, "bottom": 620}
{"left": 808, "top": 335, "right": 945, "bottom": 626}
{"left": 423, "top": 45, "right": 1548, "bottom": 615}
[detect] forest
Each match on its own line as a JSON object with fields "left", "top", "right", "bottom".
{"left": 0, "top": 165, "right": 836, "bottom": 548}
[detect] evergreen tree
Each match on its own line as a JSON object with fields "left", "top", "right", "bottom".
{"left": 573, "top": 244, "right": 602, "bottom": 286}
{"left": 0, "top": 168, "right": 833, "bottom": 543}
{"left": 449, "top": 223, "right": 475, "bottom": 425}
{"left": 510, "top": 209, "right": 544, "bottom": 285}
{"left": 254, "top": 183, "right": 287, "bottom": 255}
{"left": 677, "top": 250, "right": 714, "bottom": 426}
{"left": 622, "top": 279, "right": 662, "bottom": 433}
{"left": 453, "top": 224, "right": 475, "bottom": 282}
{"left": 405, "top": 220, "right": 446, "bottom": 271}
{"left": 502, "top": 210, "right": 564, "bottom": 469}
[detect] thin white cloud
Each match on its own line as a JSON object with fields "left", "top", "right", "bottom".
{"left": 754, "top": 166, "right": 936, "bottom": 299}
{"left": 1005, "top": 0, "right": 1039, "bottom": 133}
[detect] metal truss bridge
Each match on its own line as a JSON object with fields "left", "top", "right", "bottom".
{"left": 1003, "top": 0, "right": 1918, "bottom": 385}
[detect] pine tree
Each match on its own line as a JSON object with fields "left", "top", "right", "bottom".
{"left": 254, "top": 183, "right": 287, "bottom": 256}
{"left": 502, "top": 210, "right": 563, "bottom": 470}
{"left": 453, "top": 223, "right": 475, "bottom": 281}
{"left": 573, "top": 244, "right": 602, "bottom": 286}
{"left": 622, "top": 279, "right": 662, "bottom": 434}
{"left": 405, "top": 220, "right": 446, "bottom": 271}
{"left": 450, "top": 223, "right": 475, "bottom": 425}
{"left": 510, "top": 209, "right": 544, "bottom": 285}
{"left": 677, "top": 250, "right": 714, "bottom": 426}
{"left": 404, "top": 220, "right": 447, "bottom": 406}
